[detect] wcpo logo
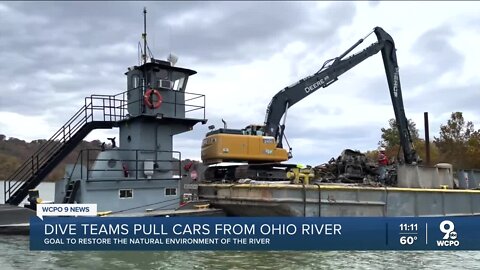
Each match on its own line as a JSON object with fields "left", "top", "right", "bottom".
{"left": 436, "top": 220, "right": 459, "bottom": 247}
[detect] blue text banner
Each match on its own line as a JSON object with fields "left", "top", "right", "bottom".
{"left": 30, "top": 217, "right": 480, "bottom": 250}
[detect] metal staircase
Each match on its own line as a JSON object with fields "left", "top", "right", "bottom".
{"left": 62, "top": 180, "right": 81, "bottom": 203}
{"left": 4, "top": 93, "right": 128, "bottom": 205}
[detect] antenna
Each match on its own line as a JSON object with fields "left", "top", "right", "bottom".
{"left": 142, "top": 7, "right": 147, "bottom": 65}
{"left": 168, "top": 25, "right": 172, "bottom": 56}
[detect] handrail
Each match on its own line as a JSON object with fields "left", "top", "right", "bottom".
{"left": 7, "top": 105, "right": 87, "bottom": 182}
{"left": 4, "top": 95, "right": 108, "bottom": 201}
{"left": 66, "top": 148, "right": 182, "bottom": 181}
{"left": 4, "top": 86, "right": 205, "bottom": 203}
{"left": 5, "top": 108, "right": 89, "bottom": 196}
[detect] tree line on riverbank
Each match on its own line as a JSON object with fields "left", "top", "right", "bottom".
{"left": 1, "top": 111, "right": 479, "bottom": 182}
{"left": 0, "top": 137, "right": 103, "bottom": 181}
{"left": 366, "top": 112, "right": 480, "bottom": 169}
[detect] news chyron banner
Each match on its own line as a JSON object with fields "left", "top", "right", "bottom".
{"left": 30, "top": 204, "right": 480, "bottom": 250}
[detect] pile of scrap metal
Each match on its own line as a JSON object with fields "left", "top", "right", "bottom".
{"left": 312, "top": 149, "right": 397, "bottom": 186}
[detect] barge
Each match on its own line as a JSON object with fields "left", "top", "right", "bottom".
{"left": 198, "top": 165, "right": 480, "bottom": 217}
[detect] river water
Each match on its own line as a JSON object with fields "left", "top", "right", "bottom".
{"left": 1, "top": 181, "right": 480, "bottom": 269}
{"left": 1, "top": 244, "right": 480, "bottom": 270}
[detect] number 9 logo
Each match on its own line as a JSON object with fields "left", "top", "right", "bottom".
{"left": 440, "top": 220, "right": 455, "bottom": 240}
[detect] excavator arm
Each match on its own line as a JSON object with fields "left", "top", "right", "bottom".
{"left": 264, "top": 27, "right": 419, "bottom": 164}
{"left": 375, "top": 29, "right": 419, "bottom": 164}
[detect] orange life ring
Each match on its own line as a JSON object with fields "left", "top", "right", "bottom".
{"left": 144, "top": 89, "right": 163, "bottom": 109}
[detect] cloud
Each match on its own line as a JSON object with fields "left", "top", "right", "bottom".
{"left": 1, "top": 2, "right": 479, "bottom": 167}
{"left": 368, "top": 1, "right": 381, "bottom": 7}
{"left": 0, "top": 2, "right": 356, "bottom": 117}
{"left": 159, "top": 2, "right": 357, "bottom": 64}
{"left": 404, "top": 25, "right": 465, "bottom": 86}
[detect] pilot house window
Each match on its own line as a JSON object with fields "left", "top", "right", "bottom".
{"left": 132, "top": 75, "right": 140, "bottom": 88}
{"left": 165, "top": 188, "right": 177, "bottom": 196}
{"left": 172, "top": 71, "right": 186, "bottom": 91}
{"left": 119, "top": 189, "right": 133, "bottom": 199}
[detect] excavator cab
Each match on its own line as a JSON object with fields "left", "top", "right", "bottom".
{"left": 201, "top": 124, "right": 289, "bottom": 165}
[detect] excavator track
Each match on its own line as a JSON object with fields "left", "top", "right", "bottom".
{"left": 204, "top": 163, "right": 298, "bottom": 182}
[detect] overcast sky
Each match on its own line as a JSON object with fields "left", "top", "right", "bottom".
{"left": 1, "top": 1, "right": 479, "bottom": 165}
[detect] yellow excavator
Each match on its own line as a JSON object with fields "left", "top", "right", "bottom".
{"left": 201, "top": 27, "right": 420, "bottom": 181}
{"left": 202, "top": 123, "right": 289, "bottom": 164}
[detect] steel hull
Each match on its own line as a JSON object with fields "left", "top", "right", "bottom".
{"left": 198, "top": 183, "right": 480, "bottom": 217}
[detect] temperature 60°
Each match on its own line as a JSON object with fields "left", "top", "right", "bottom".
{"left": 400, "top": 236, "right": 418, "bottom": 245}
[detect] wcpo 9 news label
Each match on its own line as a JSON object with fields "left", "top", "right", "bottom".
{"left": 30, "top": 204, "right": 480, "bottom": 251}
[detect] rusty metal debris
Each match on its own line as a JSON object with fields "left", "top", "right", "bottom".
{"left": 312, "top": 149, "right": 397, "bottom": 186}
